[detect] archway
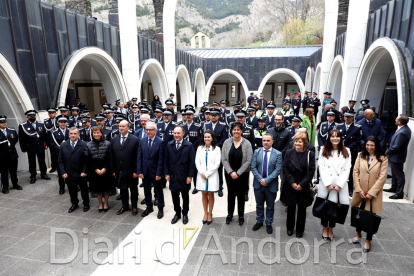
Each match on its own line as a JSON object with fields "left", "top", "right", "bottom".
{"left": 313, "top": 63, "right": 322, "bottom": 95}
{"left": 326, "top": 56, "right": 344, "bottom": 103}
{"left": 205, "top": 69, "right": 249, "bottom": 105}
{"left": 176, "top": 65, "right": 192, "bottom": 108}
{"left": 56, "top": 47, "right": 128, "bottom": 111}
{"left": 139, "top": 59, "right": 169, "bottom": 105}
{"left": 0, "top": 53, "right": 35, "bottom": 170}
{"left": 352, "top": 37, "right": 409, "bottom": 115}
{"left": 305, "top": 67, "right": 313, "bottom": 92}
{"left": 193, "top": 68, "right": 206, "bottom": 108}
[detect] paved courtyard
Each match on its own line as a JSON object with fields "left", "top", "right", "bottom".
{"left": 0, "top": 170, "right": 413, "bottom": 276}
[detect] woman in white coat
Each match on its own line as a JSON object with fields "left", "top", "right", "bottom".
{"left": 195, "top": 130, "right": 221, "bottom": 225}
{"left": 318, "top": 129, "right": 351, "bottom": 241}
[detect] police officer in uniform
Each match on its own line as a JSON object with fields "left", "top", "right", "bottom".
{"left": 346, "top": 99, "right": 357, "bottom": 113}
{"left": 292, "top": 92, "right": 302, "bottom": 116}
{"left": 317, "top": 110, "right": 338, "bottom": 148}
{"left": 50, "top": 115, "right": 70, "bottom": 194}
{"left": 309, "top": 92, "right": 321, "bottom": 119}
{"left": 264, "top": 101, "right": 276, "bottom": 128}
{"left": 246, "top": 105, "right": 259, "bottom": 129}
{"left": 128, "top": 104, "right": 141, "bottom": 132}
{"left": 44, "top": 107, "right": 59, "bottom": 173}
{"left": 69, "top": 106, "right": 82, "bottom": 128}
{"left": 19, "top": 110, "right": 51, "bottom": 184}
{"left": 281, "top": 103, "right": 294, "bottom": 126}
{"left": 95, "top": 113, "right": 112, "bottom": 141}
{"left": 254, "top": 116, "right": 269, "bottom": 148}
{"left": 204, "top": 108, "right": 228, "bottom": 197}
{"left": 0, "top": 116, "right": 21, "bottom": 194}
{"left": 153, "top": 105, "right": 164, "bottom": 124}
{"left": 79, "top": 117, "right": 93, "bottom": 142}
{"left": 74, "top": 97, "right": 87, "bottom": 111}
{"left": 302, "top": 91, "right": 311, "bottom": 113}
{"left": 59, "top": 106, "right": 70, "bottom": 117}
{"left": 336, "top": 111, "right": 362, "bottom": 196}
{"left": 220, "top": 100, "right": 230, "bottom": 120}
{"left": 282, "top": 93, "right": 291, "bottom": 106}
{"left": 226, "top": 104, "right": 240, "bottom": 126}
{"left": 322, "top": 92, "right": 335, "bottom": 110}
{"left": 288, "top": 116, "right": 305, "bottom": 135}
{"left": 105, "top": 109, "right": 116, "bottom": 129}
{"left": 165, "top": 99, "right": 177, "bottom": 122}
{"left": 79, "top": 110, "right": 96, "bottom": 127}
{"left": 157, "top": 108, "right": 177, "bottom": 143}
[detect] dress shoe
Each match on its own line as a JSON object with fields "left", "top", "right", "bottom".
{"left": 30, "top": 178, "right": 36, "bottom": 184}
{"left": 41, "top": 174, "right": 51, "bottom": 180}
{"left": 218, "top": 190, "right": 223, "bottom": 197}
{"left": 352, "top": 238, "right": 361, "bottom": 244}
{"left": 287, "top": 230, "right": 294, "bottom": 236}
{"left": 83, "top": 205, "right": 90, "bottom": 212}
{"left": 157, "top": 209, "right": 164, "bottom": 219}
{"left": 49, "top": 168, "right": 57, "bottom": 173}
{"left": 192, "top": 188, "right": 198, "bottom": 194}
{"left": 363, "top": 244, "right": 371, "bottom": 253}
{"left": 171, "top": 214, "right": 181, "bottom": 224}
{"left": 77, "top": 186, "right": 81, "bottom": 192}
{"left": 68, "top": 205, "right": 79, "bottom": 213}
{"left": 266, "top": 225, "right": 273, "bottom": 234}
{"left": 141, "top": 207, "right": 154, "bottom": 217}
{"left": 12, "top": 184, "right": 22, "bottom": 190}
{"left": 103, "top": 207, "right": 109, "bottom": 212}
{"left": 116, "top": 207, "right": 129, "bottom": 215}
{"left": 154, "top": 198, "right": 158, "bottom": 206}
{"left": 207, "top": 213, "right": 213, "bottom": 225}
{"left": 245, "top": 195, "right": 249, "bottom": 202}
{"left": 98, "top": 208, "right": 103, "bottom": 213}
{"left": 384, "top": 188, "right": 396, "bottom": 193}
{"left": 389, "top": 194, "right": 403, "bottom": 199}
{"left": 238, "top": 217, "right": 245, "bottom": 226}
{"left": 116, "top": 194, "right": 121, "bottom": 200}
{"left": 140, "top": 199, "right": 146, "bottom": 205}
{"left": 132, "top": 208, "right": 138, "bottom": 216}
{"left": 59, "top": 189, "right": 65, "bottom": 194}
{"left": 226, "top": 215, "right": 233, "bottom": 225}
{"left": 296, "top": 232, "right": 303, "bottom": 238}
{"left": 252, "top": 223, "right": 263, "bottom": 231}
{"left": 2, "top": 188, "right": 9, "bottom": 194}
{"left": 322, "top": 235, "right": 329, "bottom": 241}
{"left": 139, "top": 183, "right": 144, "bottom": 188}
{"left": 183, "top": 215, "right": 189, "bottom": 224}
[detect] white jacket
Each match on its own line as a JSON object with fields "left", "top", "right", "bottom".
{"left": 317, "top": 147, "right": 351, "bottom": 204}
{"left": 195, "top": 145, "right": 221, "bottom": 192}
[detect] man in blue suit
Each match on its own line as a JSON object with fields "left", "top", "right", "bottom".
{"left": 137, "top": 122, "right": 165, "bottom": 219}
{"left": 356, "top": 108, "right": 386, "bottom": 147}
{"left": 385, "top": 115, "right": 412, "bottom": 199}
{"left": 134, "top": 114, "right": 150, "bottom": 140}
{"left": 251, "top": 134, "right": 283, "bottom": 234}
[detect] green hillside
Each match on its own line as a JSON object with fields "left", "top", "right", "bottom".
{"left": 185, "top": 0, "right": 253, "bottom": 19}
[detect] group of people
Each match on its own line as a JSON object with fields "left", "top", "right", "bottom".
{"left": 0, "top": 92, "right": 411, "bottom": 252}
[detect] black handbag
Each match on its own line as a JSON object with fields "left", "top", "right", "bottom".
{"left": 312, "top": 191, "right": 349, "bottom": 225}
{"left": 351, "top": 199, "right": 382, "bottom": 235}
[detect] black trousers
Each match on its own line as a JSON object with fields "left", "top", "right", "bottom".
{"left": 390, "top": 162, "right": 405, "bottom": 195}
{"left": 171, "top": 190, "right": 189, "bottom": 215}
{"left": 225, "top": 173, "right": 248, "bottom": 218}
{"left": 120, "top": 185, "right": 138, "bottom": 209}
{"left": 286, "top": 204, "right": 307, "bottom": 233}
{"left": 144, "top": 176, "right": 164, "bottom": 209}
{"left": 294, "top": 108, "right": 300, "bottom": 116}
{"left": 57, "top": 167, "right": 65, "bottom": 190}
{"left": 321, "top": 217, "right": 336, "bottom": 228}
{"left": 348, "top": 148, "right": 358, "bottom": 196}
{"left": 50, "top": 148, "right": 58, "bottom": 170}
{"left": 68, "top": 180, "right": 89, "bottom": 206}
{"left": 0, "top": 159, "right": 18, "bottom": 188}
{"left": 218, "top": 164, "right": 224, "bottom": 191}
{"left": 193, "top": 166, "right": 198, "bottom": 188}
{"left": 356, "top": 228, "right": 373, "bottom": 241}
{"left": 28, "top": 151, "right": 47, "bottom": 177}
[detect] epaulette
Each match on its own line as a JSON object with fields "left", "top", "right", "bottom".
{"left": 112, "top": 129, "right": 118, "bottom": 134}
{"left": 171, "top": 121, "right": 178, "bottom": 125}
{"left": 244, "top": 125, "right": 252, "bottom": 130}
{"left": 219, "top": 121, "right": 226, "bottom": 125}
{"left": 44, "top": 118, "right": 50, "bottom": 121}
{"left": 194, "top": 123, "right": 201, "bottom": 127}
{"left": 354, "top": 123, "right": 361, "bottom": 128}
{"left": 7, "top": 127, "right": 15, "bottom": 130}
{"left": 321, "top": 121, "right": 328, "bottom": 125}
{"left": 336, "top": 123, "right": 344, "bottom": 126}
{"left": 104, "top": 126, "right": 112, "bottom": 130}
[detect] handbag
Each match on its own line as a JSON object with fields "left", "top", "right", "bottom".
{"left": 312, "top": 191, "right": 349, "bottom": 224}
{"left": 351, "top": 199, "right": 382, "bottom": 235}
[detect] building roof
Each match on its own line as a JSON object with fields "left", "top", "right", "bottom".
{"left": 182, "top": 45, "right": 322, "bottom": 59}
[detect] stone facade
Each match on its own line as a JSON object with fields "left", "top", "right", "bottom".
{"left": 65, "top": 0, "right": 92, "bottom": 17}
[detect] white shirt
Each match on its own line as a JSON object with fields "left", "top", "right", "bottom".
{"left": 211, "top": 122, "right": 218, "bottom": 130}
{"left": 262, "top": 148, "right": 272, "bottom": 175}
{"left": 60, "top": 128, "right": 67, "bottom": 136}
{"left": 70, "top": 140, "right": 78, "bottom": 148}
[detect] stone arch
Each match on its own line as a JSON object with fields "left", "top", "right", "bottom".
{"left": 176, "top": 65, "right": 192, "bottom": 107}
{"left": 305, "top": 67, "right": 313, "bottom": 92}
{"left": 205, "top": 69, "right": 249, "bottom": 102}
{"left": 139, "top": 59, "right": 169, "bottom": 104}
{"left": 313, "top": 62, "right": 323, "bottom": 95}
{"left": 258, "top": 68, "right": 305, "bottom": 97}
{"left": 56, "top": 47, "right": 128, "bottom": 107}
{"left": 326, "top": 55, "right": 344, "bottom": 103}
{"left": 352, "top": 37, "right": 409, "bottom": 114}
{"left": 192, "top": 68, "right": 206, "bottom": 107}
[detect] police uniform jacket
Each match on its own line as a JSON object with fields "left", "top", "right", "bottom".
{"left": 102, "top": 126, "right": 113, "bottom": 141}
{"left": 336, "top": 122, "right": 362, "bottom": 150}
{"left": 203, "top": 121, "right": 228, "bottom": 147}
{"left": 317, "top": 121, "right": 337, "bottom": 147}
{"left": 301, "top": 96, "right": 309, "bottom": 110}
{"left": 287, "top": 125, "right": 305, "bottom": 136}
{"left": 79, "top": 128, "right": 92, "bottom": 142}
{"left": 128, "top": 114, "right": 141, "bottom": 132}
{"left": 69, "top": 116, "right": 82, "bottom": 128}
{"left": 0, "top": 127, "right": 18, "bottom": 161}
{"left": 246, "top": 116, "right": 259, "bottom": 129}
{"left": 58, "top": 140, "right": 88, "bottom": 185}
{"left": 104, "top": 119, "right": 116, "bottom": 128}
{"left": 266, "top": 126, "right": 294, "bottom": 156}
{"left": 18, "top": 121, "right": 47, "bottom": 153}
{"left": 197, "top": 113, "right": 205, "bottom": 123}
{"left": 282, "top": 98, "right": 291, "bottom": 105}
{"left": 226, "top": 114, "right": 236, "bottom": 126}
{"left": 309, "top": 97, "right": 321, "bottom": 110}
{"left": 164, "top": 139, "right": 195, "bottom": 192}
{"left": 183, "top": 122, "right": 202, "bottom": 148}
{"left": 50, "top": 128, "right": 70, "bottom": 151}
{"left": 264, "top": 114, "right": 275, "bottom": 128}
{"left": 44, "top": 118, "right": 58, "bottom": 147}
{"left": 292, "top": 98, "right": 301, "bottom": 110}
{"left": 254, "top": 126, "right": 269, "bottom": 148}
{"left": 157, "top": 121, "right": 177, "bottom": 143}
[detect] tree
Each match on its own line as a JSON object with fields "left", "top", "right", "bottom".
{"left": 153, "top": 0, "right": 164, "bottom": 29}
{"left": 279, "top": 17, "right": 323, "bottom": 45}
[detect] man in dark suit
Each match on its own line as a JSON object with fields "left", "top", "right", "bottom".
{"left": 164, "top": 125, "right": 195, "bottom": 225}
{"left": 0, "top": 116, "right": 21, "bottom": 194}
{"left": 111, "top": 120, "right": 140, "bottom": 215}
{"left": 137, "top": 122, "right": 165, "bottom": 219}
{"left": 336, "top": 111, "right": 362, "bottom": 196}
{"left": 356, "top": 108, "right": 386, "bottom": 148}
{"left": 385, "top": 115, "right": 412, "bottom": 199}
{"left": 58, "top": 127, "right": 89, "bottom": 213}
{"left": 50, "top": 115, "right": 70, "bottom": 194}
{"left": 18, "top": 110, "right": 51, "bottom": 184}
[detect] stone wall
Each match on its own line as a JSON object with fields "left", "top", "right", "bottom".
{"left": 65, "top": 0, "right": 92, "bottom": 17}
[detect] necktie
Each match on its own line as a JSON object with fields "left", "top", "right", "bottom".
{"left": 2, "top": 129, "right": 6, "bottom": 137}
{"left": 86, "top": 129, "right": 89, "bottom": 136}
{"left": 148, "top": 139, "right": 153, "bottom": 154}
{"left": 346, "top": 125, "right": 349, "bottom": 132}
{"left": 32, "top": 123, "right": 37, "bottom": 130}
{"left": 62, "top": 129, "right": 66, "bottom": 137}
{"left": 176, "top": 142, "right": 181, "bottom": 150}
{"left": 71, "top": 142, "right": 75, "bottom": 149}
{"left": 121, "top": 136, "right": 126, "bottom": 145}
{"left": 263, "top": 150, "right": 268, "bottom": 178}
{"left": 212, "top": 124, "right": 215, "bottom": 131}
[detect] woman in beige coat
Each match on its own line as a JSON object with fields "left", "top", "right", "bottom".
{"left": 351, "top": 136, "right": 388, "bottom": 253}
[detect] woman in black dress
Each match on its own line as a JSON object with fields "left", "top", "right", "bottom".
{"left": 280, "top": 132, "right": 315, "bottom": 237}
{"left": 86, "top": 126, "right": 116, "bottom": 212}
{"left": 222, "top": 122, "right": 253, "bottom": 226}
{"left": 151, "top": 95, "right": 162, "bottom": 111}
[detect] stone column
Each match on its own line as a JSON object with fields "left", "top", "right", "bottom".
{"left": 163, "top": 0, "right": 178, "bottom": 102}
{"left": 65, "top": 0, "right": 92, "bottom": 17}
{"left": 339, "top": 0, "right": 371, "bottom": 106}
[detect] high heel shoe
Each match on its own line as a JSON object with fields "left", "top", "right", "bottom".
{"left": 98, "top": 207, "right": 103, "bottom": 213}
{"left": 103, "top": 206, "right": 109, "bottom": 212}
{"left": 207, "top": 213, "right": 213, "bottom": 225}
{"left": 202, "top": 220, "right": 207, "bottom": 224}
{"left": 322, "top": 235, "right": 329, "bottom": 241}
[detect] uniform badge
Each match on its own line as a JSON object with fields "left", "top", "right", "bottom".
{"left": 28, "top": 128, "right": 30, "bottom": 130}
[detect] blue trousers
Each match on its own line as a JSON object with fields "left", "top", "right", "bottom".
{"left": 254, "top": 185, "right": 277, "bottom": 225}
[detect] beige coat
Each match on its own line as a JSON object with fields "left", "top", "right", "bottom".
{"left": 351, "top": 153, "right": 388, "bottom": 214}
